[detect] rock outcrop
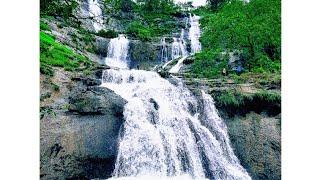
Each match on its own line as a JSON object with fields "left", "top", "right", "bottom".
{"left": 40, "top": 67, "right": 127, "bottom": 179}
{"left": 225, "top": 113, "right": 281, "bottom": 180}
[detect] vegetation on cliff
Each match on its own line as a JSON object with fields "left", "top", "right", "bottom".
{"left": 106, "top": 0, "right": 183, "bottom": 41}
{"left": 192, "top": 0, "right": 281, "bottom": 78}
{"left": 40, "top": 31, "right": 92, "bottom": 76}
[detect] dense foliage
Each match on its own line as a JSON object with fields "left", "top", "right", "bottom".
{"left": 40, "top": 0, "right": 78, "bottom": 18}
{"left": 207, "top": 0, "right": 228, "bottom": 10}
{"left": 104, "top": 0, "right": 182, "bottom": 41}
{"left": 192, "top": 0, "right": 281, "bottom": 78}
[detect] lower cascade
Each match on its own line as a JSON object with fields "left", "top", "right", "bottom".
{"left": 101, "top": 69, "right": 251, "bottom": 180}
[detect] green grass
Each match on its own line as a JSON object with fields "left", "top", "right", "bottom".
{"left": 40, "top": 31, "right": 92, "bottom": 76}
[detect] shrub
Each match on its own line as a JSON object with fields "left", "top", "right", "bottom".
{"left": 191, "top": 49, "right": 228, "bottom": 78}
{"left": 96, "top": 29, "right": 118, "bottom": 39}
{"left": 40, "top": 21, "right": 51, "bottom": 31}
{"left": 127, "top": 21, "right": 152, "bottom": 41}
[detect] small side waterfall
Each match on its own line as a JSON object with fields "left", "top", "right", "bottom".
{"left": 189, "top": 14, "right": 202, "bottom": 54}
{"left": 105, "top": 35, "right": 130, "bottom": 69}
{"left": 160, "top": 38, "right": 169, "bottom": 63}
{"left": 172, "top": 38, "right": 182, "bottom": 60}
{"left": 88, "top": 0, "right": 104, "bottom": 32}
{"left": 171, "top": 29, "right": 188, "bottom": 60}
{"left": 101, "top": 69, "right": 251, "bottom": 180}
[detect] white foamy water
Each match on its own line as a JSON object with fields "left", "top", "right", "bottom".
{"left": 88, "top": 0, "right": 104, "bottom": 32}
{"left": 161, "top": 38, "right": 169, "bottom": 63}
{"left": 101, "top": 69, "right": 251, "bottom": 180}
{"left": 105, "top": 35, "right": 130, "bottom": 69}
{"left": 189, "top": 14, "right": 202, "bottom": 54}
{"left": 169, "top": 56, "right": 188, "bottom": 73}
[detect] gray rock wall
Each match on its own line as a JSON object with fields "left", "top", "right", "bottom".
{"left": 225, "top": 113, "right": 281, "bottom": 180}
{"left": 40, "top": 67, "right": 127, "bottom": 179}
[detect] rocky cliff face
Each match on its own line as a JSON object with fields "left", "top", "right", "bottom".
{"left": 40, "top": 67, "right": 127, "bottom": 179}
{"left": 225, "top": 113, "right": 281, "bottom": 180}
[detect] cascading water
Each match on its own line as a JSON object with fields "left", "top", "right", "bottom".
{"left": 101, "top": 69, "right": 251, "bottom": 180}
{"left": 189, "top": 14, "right": 202, "bottom": 54}
{"left": 88, "top": 0, "right": 104, "bottom": 32}
{"left": 169, "top": 14, "right": 202, "bottom": 73}
{"left": 160, "top": 38, "right": 169, "bottom": 63}
{"left": 169, "top": 30, "right": 189, "bottom": 73}
{"left": 105, "top": 34, "right": 130, "bottom": 69}
{"left": 171, "top": 38, "right": 182, "bottom": 60}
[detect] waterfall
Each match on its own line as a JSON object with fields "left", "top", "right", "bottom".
{"left": 169, "top": 56, "right": 188, "bottom": 74}
{"left": 88, "top": 0, "right": 104, "bottom": 32}
{"left": 101, "top": 69, "right": 251, "bottom": 180}
{"left": 169, "top": 14, "right": 202, "bottom": 73}
{"left": 171, "top": 30, "right": 188, "bottom": 61}
{"left": 189, "top": 14, "right": 202, "bottom": 54}
{"left": 179, "top": 29, "right": 188, "bottom": 57}
{"left": 105, "top": 35, "right": 130, "bottom": 69}
{"left": 160, "top": 38, "right": 169, "bottom": 63}
{"left": 171, "top": 38, "right": 182, "bottom": 60}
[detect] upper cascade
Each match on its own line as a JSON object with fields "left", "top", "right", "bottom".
{"left": 88, "top": 0, "right": 104, "bottom": 32}
{"left": 169, "top": 14, "right": 202, "bottom": 73}
{"left": 105, "top": 34, "right": 130, "bottom": 69}
{"left": 189, "top": 14, "right": 202, "bottom": 54}
{"left": 101, "top": 69, "right": 252, "bottom": 180}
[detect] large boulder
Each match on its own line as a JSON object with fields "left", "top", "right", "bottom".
{"left": 129, "top": 40, "right": 162, "bottom": 70}
{"left": 69, "top": 86, "right": 126, "bottom": 116}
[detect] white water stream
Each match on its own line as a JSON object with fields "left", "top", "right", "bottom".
{"left": 88, "top": 0, "right": 104, "bottom": 32}
{"left": 99, "top": 9, "right": 251, "bottom": 179}
{"left": 101, "top": 69, "right": 251, "bottom": 180}
{"left": 189, "top": 14, "right": 202, "bottom": 54}
{"left": 105, "top": 35, "right": 130, "bottom": 69}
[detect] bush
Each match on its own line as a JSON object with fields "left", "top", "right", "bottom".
{"left": 191, "top": 49, "right": 228, "bottom": 78}
{"left": 216, "top": 90, "right": 245, "bottom": 107}
{"left": 40, "top": 63, "right": 54, "bottom": 76}
{"left": 40, "top": 21, "right": 51, "bottom": 31}
{"left": 96, "top": 29, "right": 118, "bottom": 39}
{"left": 126, "top": 21, "right": 152, "bottom": 41}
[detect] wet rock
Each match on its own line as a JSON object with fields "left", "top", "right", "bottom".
{"left": 71, "top": 77, "right": 101, "bottom": 86}
{"left": 129, "top": 40, "right": 161, "bottom": 69}
{"left": 95, "top": 37, "right": 110, "bottom": 57}
{"left": 149, "top": 98, "right": 159, "bottom": 110}
{"left": 69, "top": 86, "right": 127, "bottom": 116}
